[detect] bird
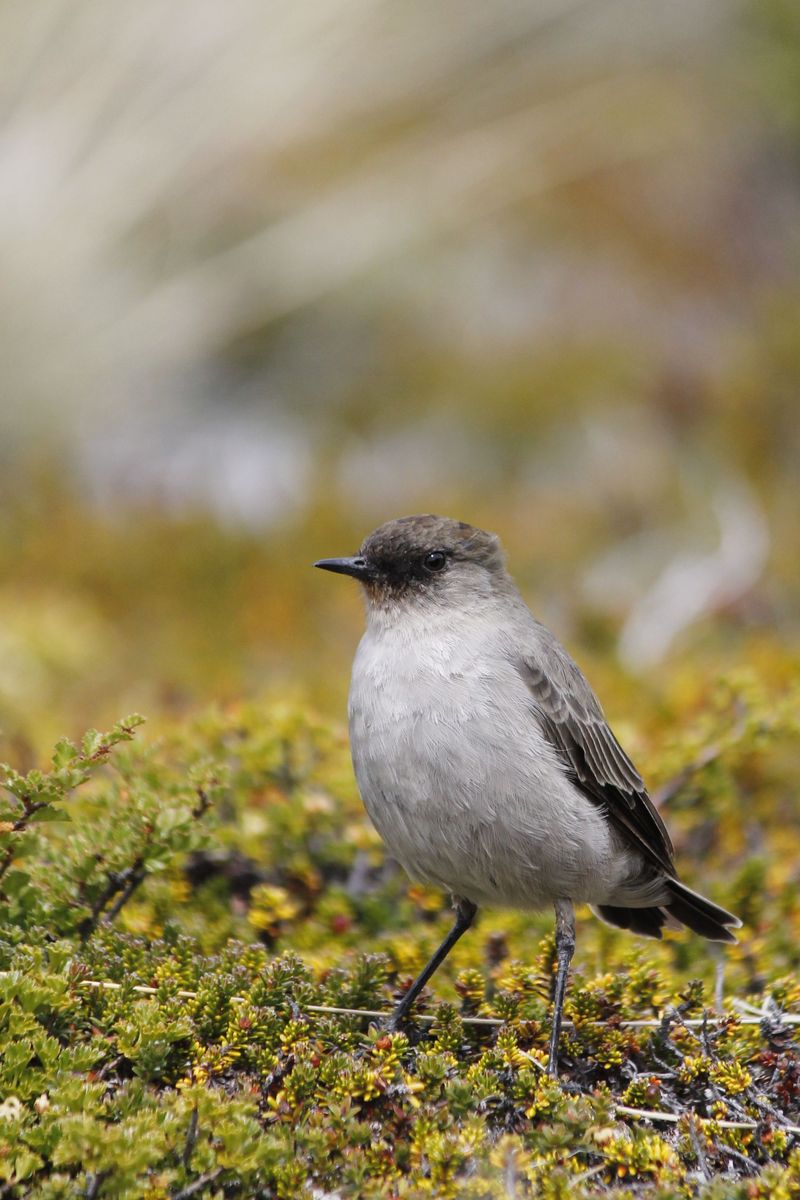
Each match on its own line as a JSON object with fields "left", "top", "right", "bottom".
{"left": 314, "top": 515, "right": 741, "bottom": 1075}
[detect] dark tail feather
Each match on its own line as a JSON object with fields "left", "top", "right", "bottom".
{"left": 593, "top": 880, "right": 741, "bottom": 944}
{"left": 593, "top": 903, "right": 669, "bottom": 939}
{"left": 663, "top": 879, "right": 741, "bottom": 944}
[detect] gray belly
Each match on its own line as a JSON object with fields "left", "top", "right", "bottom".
{"left": 348, "top": 648, "right": 640, "bottom": 911}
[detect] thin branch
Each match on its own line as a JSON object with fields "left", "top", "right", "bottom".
{"left": 103, "top": 864, "right": 147, "bottom": 924}
{"left": 0, "top": 803, "right": 48, "bottom": 883}
{"left": 613, "top": 1104, "right": 800, "bottom": 1135}
{"left": 84, "top": 1172, "right": 109, "bottom": 1200}
{"left": 687, "top": 1116, "right": 710, "bottom": 1182}
{"left": 182, "top": 1107, "right": 199, "bottom": 1171}
{"left": 77, "top": 857, "right": 145, "bottom": 941}
{"left": 93, "top": 1055, "right": 123, "bottom": 1083}
{"left": 72, "top": 981, "right": 800, "bottom": 1030}
{"left": 171, "top": 1168, "right": 222, "bottom": 1200}
{"left": 192, "top": 788, "right": 214, "bottom": 820}
{"left": 718, "top": 1144, "right": 762, "bottom": 1176}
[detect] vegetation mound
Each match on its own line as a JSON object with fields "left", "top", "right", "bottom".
{"left": 1, "top": 671, "right": 799, "bottom": 1197}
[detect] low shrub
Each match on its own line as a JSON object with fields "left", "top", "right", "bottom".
{"left": 1, "top": 670, "right": 799, "bottom": 1196}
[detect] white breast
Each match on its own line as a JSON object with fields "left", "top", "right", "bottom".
{"left": 348, "top": 605, "right": 636, "bottom": 911}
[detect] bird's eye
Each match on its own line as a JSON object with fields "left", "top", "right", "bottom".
{"left": 423, "top": 550, "right": 447, "bottom": 573}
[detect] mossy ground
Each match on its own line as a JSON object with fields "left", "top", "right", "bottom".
{"left": 1, "top": 662, "right": 799, "bottom": 1198}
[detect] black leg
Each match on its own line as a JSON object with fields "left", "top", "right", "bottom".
{"left": 547, "top": 898, "right": 576, "bottom": 1077}
{"left": 386, "top": 897, "right": 478, "bottom": 1030}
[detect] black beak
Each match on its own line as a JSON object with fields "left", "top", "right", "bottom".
{"left": 313, "top": 556, "right": 373, "bottom": 581}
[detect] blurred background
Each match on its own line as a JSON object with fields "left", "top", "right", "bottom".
{"left": 1, "top": 0, "right": 799, "bottom": 754}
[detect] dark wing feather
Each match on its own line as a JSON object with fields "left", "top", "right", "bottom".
{"left": 519, "top": 627, "right": 675, "bottom": 875}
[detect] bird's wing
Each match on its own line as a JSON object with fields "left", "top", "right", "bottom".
{"left": 518, "top": 626, "right": 675, "bottom": 875}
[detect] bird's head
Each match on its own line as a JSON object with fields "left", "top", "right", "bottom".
{"left": 314, "top": 514, "right": 506, "bottom": 612}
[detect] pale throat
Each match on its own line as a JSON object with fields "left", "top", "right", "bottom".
{"left": 363, "top": 590, "right": 502, "bottom": 649}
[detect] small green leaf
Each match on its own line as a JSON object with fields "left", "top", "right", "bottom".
{"left": 28, "top": 807, "right": 71, "bottom": 824}
{"left": 81, "top": 730, "right": 104, "bottom": 758}
{"left": 51, "top": 739, "right": 79, "bottom": 770}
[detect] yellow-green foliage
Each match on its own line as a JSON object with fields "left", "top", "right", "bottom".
{"left": 0, "top": 670, "right": 799, "bottom": 1197}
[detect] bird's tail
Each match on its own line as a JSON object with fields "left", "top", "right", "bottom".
{"left": 592, "top": 878, "right": 741, "bottom": 944}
